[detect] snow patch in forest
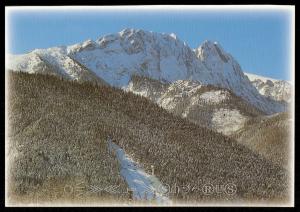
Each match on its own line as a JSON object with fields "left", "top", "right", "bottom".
{"left": 212, "top": 108, "right": 247, "bottom": 135}
{"left": 108, "top": 140, "right": 171, "bottom": 205}
{"left": 158, "top": 97, "right": 177, "bottom": 110}
{"left": 199, "top": 90, "right": 229, "bottom": 104}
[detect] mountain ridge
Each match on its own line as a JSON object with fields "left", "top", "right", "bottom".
{"left": 244, "top": 72, "right": 292, "bottom": 102}
{"left": 7, "top": 28, "right": 286, "bottom": 114}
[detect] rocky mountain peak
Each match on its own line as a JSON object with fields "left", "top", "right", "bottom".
{"left": 7, "top": 29, "right": 287, "bottom": 114}
{"left": 195, "top": 40, "right": 231, "bottom": 64}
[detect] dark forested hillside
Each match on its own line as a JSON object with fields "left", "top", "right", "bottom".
{"left": 7, "top": 72, "right": 128, "bottom": 205}
{"left": 7, "top": 72, "right": 290, "bottom": 205}
{"left": 232, "top": 112, "right": 292, "bottom": 170}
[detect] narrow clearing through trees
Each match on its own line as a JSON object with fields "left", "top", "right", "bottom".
{"left": 108, "top": 139, "right": 171, "bottom": 205}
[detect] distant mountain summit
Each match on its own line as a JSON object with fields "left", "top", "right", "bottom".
{"left": 245, "top": 72, "right": 292, "bottom": 103}
{"left": 7, "top": 28, "right": 287, "bottom": 114}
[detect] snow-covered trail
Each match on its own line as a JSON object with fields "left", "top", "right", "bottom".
{"left": 108, "top": 140, "right": 171, "bottom": 205}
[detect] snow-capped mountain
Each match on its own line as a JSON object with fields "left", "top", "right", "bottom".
{"left": 245, "top": 72, "right": 292, "bottom": 103}
{"left": 6, "top": 28, "right": 286, "bottom": 114}
{"left": 193, "top": 40, "right": 287, "bottom": 114}
{"left": 67, "top": 29, "right": 210, "bottom": 87}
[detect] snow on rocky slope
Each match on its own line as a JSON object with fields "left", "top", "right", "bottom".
{"left": 7, "top": 28, "right": 285, "bottom": 114}
{"left": 193, "top": 40, "right": 286, "bottom": 114}
{"left": 6, "top": 52, "right": 59, "bottom": 75}
{"left": 245, "top": 72, "right": 292, "bottom": 103}
{"left": 126, "top": 75, "right": 264, "bottom": 135}
{"left": 6, "top": 49, "right": 108, "bottom": 85}
{"left": 67, "top": 29, "right": 210, "bottom": 87}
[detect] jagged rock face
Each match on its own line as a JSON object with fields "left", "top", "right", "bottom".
{"left": 194, "top": 41, "right": 287, "bottom": 114}
{"left": 125, "top": 75, "right": 264, "bottom": 135}
{"left": 67, "top": 28, "right": 210, "bottom": 87}
{"left": 7, "top": 28, "right": 286, "bottom": 114}
{"left": 252, "top": 79, "right": 292, "bottom": 102}
{"left": 245, "top": 73, "right": 292, "bottom": 103}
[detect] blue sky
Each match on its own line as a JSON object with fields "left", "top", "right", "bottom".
{"left": 7, "top": 7, "right": 293, "bottom": 80}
